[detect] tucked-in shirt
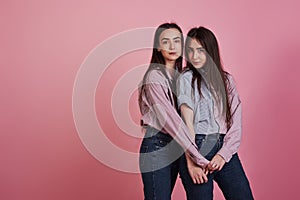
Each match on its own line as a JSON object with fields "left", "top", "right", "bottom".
{"left": 140, "top": 69, "right": 209, "bottom": 166}
{"left": 177, "top": 70, "right": 242, "bottom": 162}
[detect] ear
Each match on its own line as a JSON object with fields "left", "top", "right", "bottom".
{"left": 157, "top": 47, "right": 161, "bottom": 52}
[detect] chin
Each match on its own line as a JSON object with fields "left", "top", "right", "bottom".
{"left": 167, "top": 57, "right": 179, "bottom": 61}
{"left": 194, "top": 65, "right": 204, "bottom": 69}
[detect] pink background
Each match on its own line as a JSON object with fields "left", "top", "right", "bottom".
{"left": 1, "top": 0, "right": 300, "bottom": 199}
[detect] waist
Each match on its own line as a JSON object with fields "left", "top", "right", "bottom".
{"left": 144, "top": 126, "right": 173, "bottom": 143}
{"left": 195, "top": 133, "right": 225, "bottom": 141}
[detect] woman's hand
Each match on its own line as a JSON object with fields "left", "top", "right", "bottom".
{"left": 186, "top": 155, "right": 208, "bottom": 184}
{"left": 207, "top": 154, "right": 225, "bottom": 173}
{"left": 141, "top": 126, "right": 147, "bottom": 134}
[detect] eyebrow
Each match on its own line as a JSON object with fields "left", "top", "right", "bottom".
{"left": 188, "top": 46, "right": 205, "bottom": 50}
{"left": 161, "top": 36, "right": 181, "bottom": 40}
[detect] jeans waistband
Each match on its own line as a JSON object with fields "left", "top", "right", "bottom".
{"left": 195, "top": 133, "right": 225, "bottom": 141}
{"left": 144, "top": 126, "right": 173, "bottom": 142}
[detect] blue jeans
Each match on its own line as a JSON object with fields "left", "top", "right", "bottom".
{"left": 180, "top": 134, "right": 254, "bottom": 200}
{"left": 139, "top": 127, "right": 184, "bottom": 200}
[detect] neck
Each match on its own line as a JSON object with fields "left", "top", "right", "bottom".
{"left": 165, "top": 61, "right": 175, "bottom": 79}
{"left": 165, "top": 60, "right": 175, "bottom": 69}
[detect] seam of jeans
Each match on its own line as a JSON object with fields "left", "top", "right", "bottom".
{"left": 151, "top": 162, "right": 156, "bottom": 200}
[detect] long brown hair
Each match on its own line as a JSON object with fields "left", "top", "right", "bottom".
{"left": 185, "top": 27, "right": 233, "bottom": 131}
{"left": 138, "top": 23, "right": 183, "bottom": 111}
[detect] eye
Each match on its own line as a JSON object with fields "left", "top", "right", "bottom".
{"left": 197, "top": 48, "right": 205, "bottom": 54}
{"left": 174, "top": 39, "right": 181, "bottom": 43}
{"left": 162, "top": 40, "right": 168, "bottom": 45}
{"left": 187, "top": 48, "right": 193, "bottom": 53}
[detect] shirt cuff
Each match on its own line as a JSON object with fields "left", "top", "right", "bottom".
{"left": 188, "top": 151, "right": 210, "bottom": 167}
{"left": 217, "top": 146, "right": 233, "bottom": 163}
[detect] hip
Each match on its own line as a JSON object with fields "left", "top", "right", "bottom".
{"left": 195, "top": 133, "right": 225, "bottom": 160}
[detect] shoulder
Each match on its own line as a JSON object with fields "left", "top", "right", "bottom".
{"left": 224, "top": 72, "right": 239, "bottom": 93}
{"left": 178, "top": 69, "right": 193, "bottom": 82}
{"left": 146, "top": 69, "right": 165, "bottom": 83}
{"left": 224, "top": 72, "right": 235, "bottom": 85}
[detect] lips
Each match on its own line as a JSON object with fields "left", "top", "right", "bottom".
{"left": 169, "top": 52, "right": 177, "bottom": 55}
{"left": 192, "top": 61, "right": 202, "bottom": 65}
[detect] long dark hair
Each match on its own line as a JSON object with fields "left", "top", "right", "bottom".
{"left": 185, "top": 27, "right": 233, "bottom": 130}
{"left": 138, "top": 23, "right": 183, "bottom": 111}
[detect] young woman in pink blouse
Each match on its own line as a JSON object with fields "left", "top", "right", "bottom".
{"left": 138, "top": 23, "right": 209, "bottom": 200}
{"left": 177, "top": 27, "right": 254, "bottom": 200}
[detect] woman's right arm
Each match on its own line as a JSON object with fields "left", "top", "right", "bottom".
{"left": 180, "top": 104, "right": 208, "bottom": 184}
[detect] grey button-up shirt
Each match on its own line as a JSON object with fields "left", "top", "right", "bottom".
{"left": 177, "top": 70, "right": 242, "bottom": 162}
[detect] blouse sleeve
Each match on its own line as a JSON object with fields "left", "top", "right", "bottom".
{"left": 145, "top": 71, "right": 209, "bottom": 167}
{"left": 217, "top": 75, "right": 242, "bottom": 162}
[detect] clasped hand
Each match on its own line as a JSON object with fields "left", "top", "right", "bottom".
{"left": 187, "top": 154, "right": 225, "bottom": 184}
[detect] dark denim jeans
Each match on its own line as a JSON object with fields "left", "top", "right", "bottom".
{"left": 180, "top": 134, "right": 254, "bottom": 200}
{"left": 139, "top": 127, "right": 184, "bottom": 200}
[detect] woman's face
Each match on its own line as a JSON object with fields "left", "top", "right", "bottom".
{"left": 158, "top": 28, "right": 182, "bottom": 63}
{"left": 187, "top": 38, "right": 207, "bottom": 69}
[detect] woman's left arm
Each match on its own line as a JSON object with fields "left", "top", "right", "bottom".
{"left": 208, "top": 75, "right": 242, "bottom": 171}
{"left": 217, "top": 75, "right": 242, "bottom": 163}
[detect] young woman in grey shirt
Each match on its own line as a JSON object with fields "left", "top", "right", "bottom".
{"left": 177, "top": 27, "right": 254, "bottom": 200}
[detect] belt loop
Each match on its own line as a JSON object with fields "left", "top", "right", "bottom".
{"left": 205, "top": 135, "right": 208, "bottom": 141}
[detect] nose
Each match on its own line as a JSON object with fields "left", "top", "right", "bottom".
{"left": 192, "top": 50, "right": 198, "bottom": 59}
{"left": 169, "top": 41, "right": 175, "bottom": 50}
